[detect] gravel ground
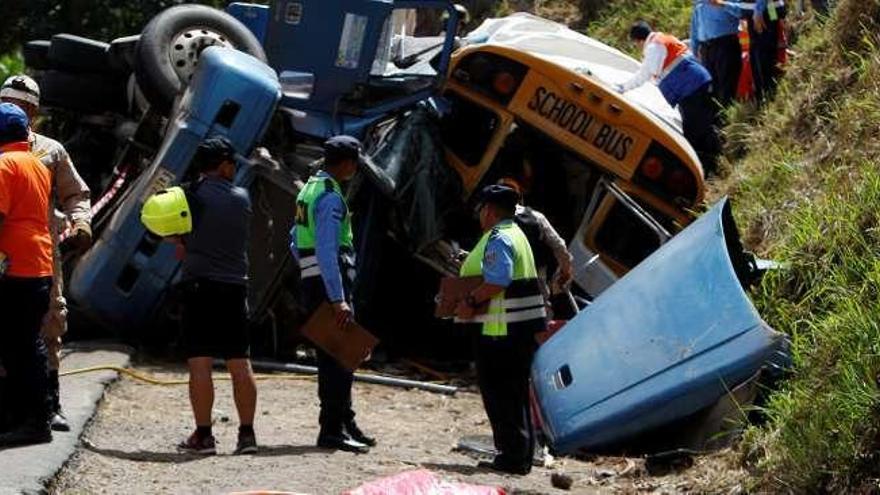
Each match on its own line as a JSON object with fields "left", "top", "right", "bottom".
{"left": 50, "top": 363, "right": 748, "bottom": 494}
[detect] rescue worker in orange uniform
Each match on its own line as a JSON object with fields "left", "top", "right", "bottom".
{"left": 0, "top": 102, "right": 54, "bottom": 447}
{"left": 615, "top": 21, "right": 722, "bottom": 176}
{"left": 1, "top": 75, "right": 92, "bottom": 432}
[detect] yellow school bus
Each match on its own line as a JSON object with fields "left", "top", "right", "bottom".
{"left": 438, "top": 14, "right": 705, "bottom": 295}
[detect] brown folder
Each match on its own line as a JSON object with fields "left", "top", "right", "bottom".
{"left": 434, "top": 275, "right": 489, "bottom": 318}
{"left": 301, "top": 303, "right": 379, "bottom": 371}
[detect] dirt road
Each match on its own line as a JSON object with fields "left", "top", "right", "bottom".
{"left": 50, "top": 363, "right": 746, "bottom": 494}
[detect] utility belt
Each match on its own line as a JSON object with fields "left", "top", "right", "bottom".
{"left": 297, "top": 247, "right": 356, "bottom": 280}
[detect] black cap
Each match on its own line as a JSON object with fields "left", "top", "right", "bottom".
{"left": 195, "top": 136, "right": 236, "bottom": 171}
{"left": 629, "top": 21, "right": 652, "bottom": 41}
{"left": 324, "top": 135, "right": 364, "bottom": 166}
{"left": 477, "top": 184, "right": 520, "bottom": 212}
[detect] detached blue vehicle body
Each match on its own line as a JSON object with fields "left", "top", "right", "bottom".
{"left": 70, "top": 48, "right": 281, "bottom": 329}
{"left": 531, "top": 198, "right": 790, "bottom": 453}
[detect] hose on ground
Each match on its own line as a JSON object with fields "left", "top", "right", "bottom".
{"left": 60, "top": 365, "right": 315, "bottom": 386}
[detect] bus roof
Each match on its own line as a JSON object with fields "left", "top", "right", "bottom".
{"left": 464, "top": 13, "right": 685, "bottom": 135}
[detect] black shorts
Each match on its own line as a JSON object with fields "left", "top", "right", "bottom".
{"left": 182, "top": 279, "right": 250, "bottom": 359}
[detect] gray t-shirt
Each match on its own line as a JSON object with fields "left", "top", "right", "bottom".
{"left": 181, "top": 176, "right": 251, "bottom": 285}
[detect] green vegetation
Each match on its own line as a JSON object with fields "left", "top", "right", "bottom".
{"left": 586, "top": 0, "right": 693, "bottom": 52}
{"left": 726, "top": 1, "right": 880, "bottom": 490}
{"left": 0, "top": 52, "right": 24, "bottom": 85}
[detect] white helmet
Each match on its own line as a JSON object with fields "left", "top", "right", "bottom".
{"left": 0, "top": 75, "right": 40, "bottom": 107}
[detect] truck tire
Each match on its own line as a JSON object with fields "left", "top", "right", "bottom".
{"left": 108, "top": 35, "right": 140, "bottom": 76}
{"left": 135, "top": 4, "right": 266, "bottom": 114}
{"left": 48, "top": 34, "right": 112, "bottom": 74}
{"left": 22, "top": 40, "right": 51, "bottom": 70}
{"left": 37, "top": 71, "right": 127, "bottom": 114}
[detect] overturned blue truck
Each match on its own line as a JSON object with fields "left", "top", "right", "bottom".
{"left": 24, "top": 1, "right": 789, "bottom": 454}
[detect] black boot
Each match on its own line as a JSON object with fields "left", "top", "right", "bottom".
{"left": 344, "top": 420, "right": 376, "bottom": 447}
{"left": 48, "top": 370, "right": 70, "bottom": 432}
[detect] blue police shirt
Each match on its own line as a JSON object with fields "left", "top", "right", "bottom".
{"left": 482, "top": 221, "right": 515, "bottom": 287}
{"left": 690, "top": 1, "right": 741, "bottom": 56}
{"left": 289, "top": 171, "right": 347, "bottom": 302}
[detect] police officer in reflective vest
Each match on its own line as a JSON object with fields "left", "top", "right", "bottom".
{"left": 289, "top": 135, "right": 375, "bottom": 453}
{"left": 615, "top": 21, "right": 722, "bottom": 176}
{"left": 455, "top": 184, "right": 547, "bottom": 475}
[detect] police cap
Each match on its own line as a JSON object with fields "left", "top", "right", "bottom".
{"left": 477, "top": 184, "right": 520, "bottom": 212}
{"left": 324, "top": 135, "right": 364, "bottom": 166}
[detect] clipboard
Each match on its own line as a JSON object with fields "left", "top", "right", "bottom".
{"left": 301, "top": 302, "right": 379, "bottom": 371}
{"left": 434, "top": 275, "right": 489, "bottom": 318}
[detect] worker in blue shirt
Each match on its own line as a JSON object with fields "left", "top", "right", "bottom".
{"left": 289, "top": 135, "right": 375, "bottom": 454}
{"left": 691, "top": 0, "right": 743, "bottom": 106}
{"left": 711, "top": 0, "right": 787, "bottom": 104}
{"left": 456, "top": 185, "right": 547, "bottom": 475}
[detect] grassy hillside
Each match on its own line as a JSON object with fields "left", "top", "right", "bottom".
{"left": 721, "top": 1, "right": 880, "bottom": 490}
{"left": 491, "top": 0, "right": 880, "bottom": 490}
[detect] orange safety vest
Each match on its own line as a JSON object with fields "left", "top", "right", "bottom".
{"left": 647, "top": 32, "right": 689, "bottom": 78}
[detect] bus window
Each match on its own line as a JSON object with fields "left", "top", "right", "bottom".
{"left": 441, "top": 93, "right": 499, "bottom": 166}
{"left": 593, "top": 200, "right": 663, "bottom": 268}
{"left": 582, "top": 179, "right": 672, "bottom": 273}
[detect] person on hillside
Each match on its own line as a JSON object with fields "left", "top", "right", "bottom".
{"left": 0, "top": 103, "right": 54, "bottom": 448}
{"left": 710, "top": 0, "right": 787, "bottom": 104}
{"left": 1, "top": 74, "right": 92, "bottom": 433}
{"left": 691, "top": 0, "right": 743, "bottom": 107}
{"left": 615, "top": 21, "right": 722, "bottom": 176}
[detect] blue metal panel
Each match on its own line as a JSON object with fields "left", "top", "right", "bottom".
{"left": 70, "top": 48, "right": 281, "bottom": 330}
{"left": 226, "top": 3, "right": 271, "bottom": 44}
{"left": 531, "top": 198, "right": 788, "bottom": 453}
{"left": 264, "top": 0, "right": 393, "bottom": 114}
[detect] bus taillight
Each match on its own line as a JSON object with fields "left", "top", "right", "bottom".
{"left": 452, "top": 52, "right": 528, "bottom": 105}
{"left": 640, "top": 156, "right": 664, "bottom": 180}
{"left": 493, "top": 72, "right": 518, "bottom": 96}
{"left": 635, "top": 144, "right": 699, "bottom": 206}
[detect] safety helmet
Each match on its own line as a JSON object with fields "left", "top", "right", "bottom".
{"left": 141, "top": 186, "right": 192, "bottom": 237}
{"left": 0, "top": 75, "right": 40, "bottom": 107}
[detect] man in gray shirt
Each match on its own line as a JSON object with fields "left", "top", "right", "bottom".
{"left": 176, "top": 137, "right": 258, "bottom": 456}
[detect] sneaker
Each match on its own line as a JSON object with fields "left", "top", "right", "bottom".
{"left": 50, "top": 411, "right": 71, "bottom": 432}
{"left": 234, "top": 432, "right": 258, "bottom": 455}
{"left": 177, "top": 431, "right": 216, "bottom": 455}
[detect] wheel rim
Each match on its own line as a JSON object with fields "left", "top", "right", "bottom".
{"left": 169, "top": 27, "right": 234, "bottom": 82}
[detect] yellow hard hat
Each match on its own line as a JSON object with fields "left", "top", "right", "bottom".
{"left": 141, "top": 186, "right": 192, "bottom": 236}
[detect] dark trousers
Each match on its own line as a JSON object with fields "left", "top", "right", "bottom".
{"left": 0, "top": 277, "right": 51, "bottom": 429}
{"left": 747, "top": 12, "right": 784, "bottom": 104}
{"left": 300, "top": 276, "right": 355, "bottom": 436}
{"left": 700, "top": 34, "right": 743, "bottom": 108}
{"left": 680, "top": 83, "right": 722, "bottom": 176}
{"left": 474, "top": 328, "right": 537, "bottom": 469}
